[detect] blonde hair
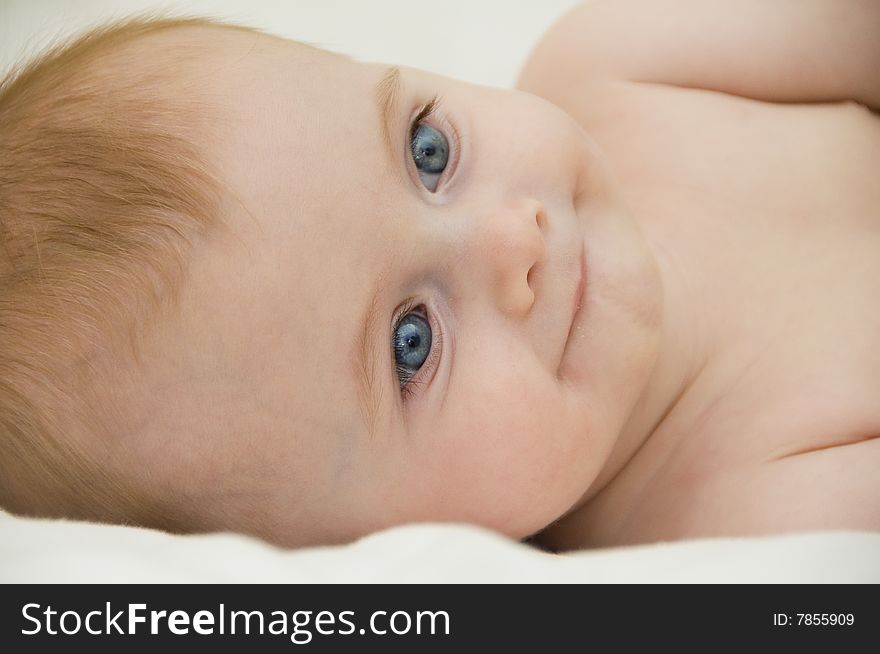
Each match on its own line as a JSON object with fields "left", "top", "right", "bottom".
{"left": 0, "top": 13, "right": 255, "bottom": 526}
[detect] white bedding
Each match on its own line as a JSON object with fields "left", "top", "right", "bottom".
{"left": 2, "top": 511, "right": 878, "bottom": 583}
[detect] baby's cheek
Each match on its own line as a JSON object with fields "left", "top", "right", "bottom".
{"left": 378, "top": 362, "right": 580, "bottom": 532}
{"left": 468, "top": 377, "right": 595, "bottom": 521}
{"left": 452, "top": 374, "right": 553, "bottom": 446}
{"left": 444, "top": 380, "right": 566, "bottom": 486}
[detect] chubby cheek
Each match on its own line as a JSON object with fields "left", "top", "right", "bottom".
{"left": 392, "top": 365, "right": 590, "bottom": 538}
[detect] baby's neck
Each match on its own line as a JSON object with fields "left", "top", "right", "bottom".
{"left": 541, "top": 196, "right": 763, "bottom": 548}
{"left": 586, "top": 215, "right": 721, "bottom": 503}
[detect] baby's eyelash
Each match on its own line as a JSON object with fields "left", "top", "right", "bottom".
{"left": 398, "top": 369, "right": 424, "bottom": 400}
{"left": 410, "top": 95, "right": 441, "bottom": 133}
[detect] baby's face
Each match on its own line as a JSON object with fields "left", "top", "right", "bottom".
{"left": 117, "top": 27, "right": 663, "bottom": 545}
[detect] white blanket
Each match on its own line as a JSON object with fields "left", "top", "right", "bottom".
{"left": 2, "top": 511, "right": 878, "bottom": 583}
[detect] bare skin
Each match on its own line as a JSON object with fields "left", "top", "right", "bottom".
{"left": 519, "top": 0, "right": 880, "bottom": 549}
{"left": 82, "top": 2, "right": 879, "bottom": 551}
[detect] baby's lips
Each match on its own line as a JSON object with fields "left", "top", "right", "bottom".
{"left": 557, "top": 239, "right": 587, "bottom": 376}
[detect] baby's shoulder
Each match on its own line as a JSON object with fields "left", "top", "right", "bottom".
{"left": 516, "top": 2, "right": 679, "bottom": 115}
{"left": 717, "top": 436, "right": 880, "bottom": 536}
{"left": 516, "top": 8, "right": 656, "bottom": 141}
{"left": 518, "top": 1, "right": 880, "bottom": 115}
{"left": 516, "top": 5, "right": 611, "bottom": 112}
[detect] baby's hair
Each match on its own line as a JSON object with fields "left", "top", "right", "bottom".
{"left": 0, "top": 13, "right": 258, "bottom": 526}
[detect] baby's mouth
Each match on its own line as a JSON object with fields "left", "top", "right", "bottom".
{"left": 557, "top": 241, "right": 587, "bottom": 375}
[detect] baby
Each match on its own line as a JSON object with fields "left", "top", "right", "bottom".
{"left": 1, "top": 1, "right": 878, "bottom": 552}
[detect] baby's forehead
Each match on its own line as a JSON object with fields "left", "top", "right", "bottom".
{"left": 129, "top": 22, "right": 268, "bottom": 52}
{"left": 145, "top": 24, "right": 340, "bottom": 70}
{"left": 96, "top": 23, "right": 302, "bottom": 93}
{"left": 150, "top": 27, "right": 360, "bottom": 121}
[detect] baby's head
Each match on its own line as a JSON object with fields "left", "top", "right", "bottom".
{"left": 0, "top": 15, "right": 663, "bottom": 546}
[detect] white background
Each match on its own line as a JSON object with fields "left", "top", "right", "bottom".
{"left": 1, "top": 0, "right": 581, "bottom": 88}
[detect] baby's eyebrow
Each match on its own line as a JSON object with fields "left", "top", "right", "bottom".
{"left": 356, "top": 267, "right": 390, "bottom": 439}
{"left": 375, "top": 66, "right": 402, "bottom": 167}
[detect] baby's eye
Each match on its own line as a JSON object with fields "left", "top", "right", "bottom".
{"left": 393, "top": 306, "right": 432, "bottom": 391}
{"left": 410, "top": 123, "right": 448, "bottom": 192}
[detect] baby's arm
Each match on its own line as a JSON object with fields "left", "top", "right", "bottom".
{"left": 520, "top": 0, "right": 880, "bottom": 110}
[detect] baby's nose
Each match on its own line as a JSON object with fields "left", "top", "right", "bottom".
{"left": 473, "top": 198, "right": 546, "bottom": 319}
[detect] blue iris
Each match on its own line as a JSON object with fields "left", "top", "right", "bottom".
{"left": 393, "top": 311, "right": 432, "bottom": 385}
{"left": 410, "top": 124, "right": 448, "bottom": 191}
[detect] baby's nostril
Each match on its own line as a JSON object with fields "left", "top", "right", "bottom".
{"left": 535, "top": 208, "right": 546, "bottom": 230}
